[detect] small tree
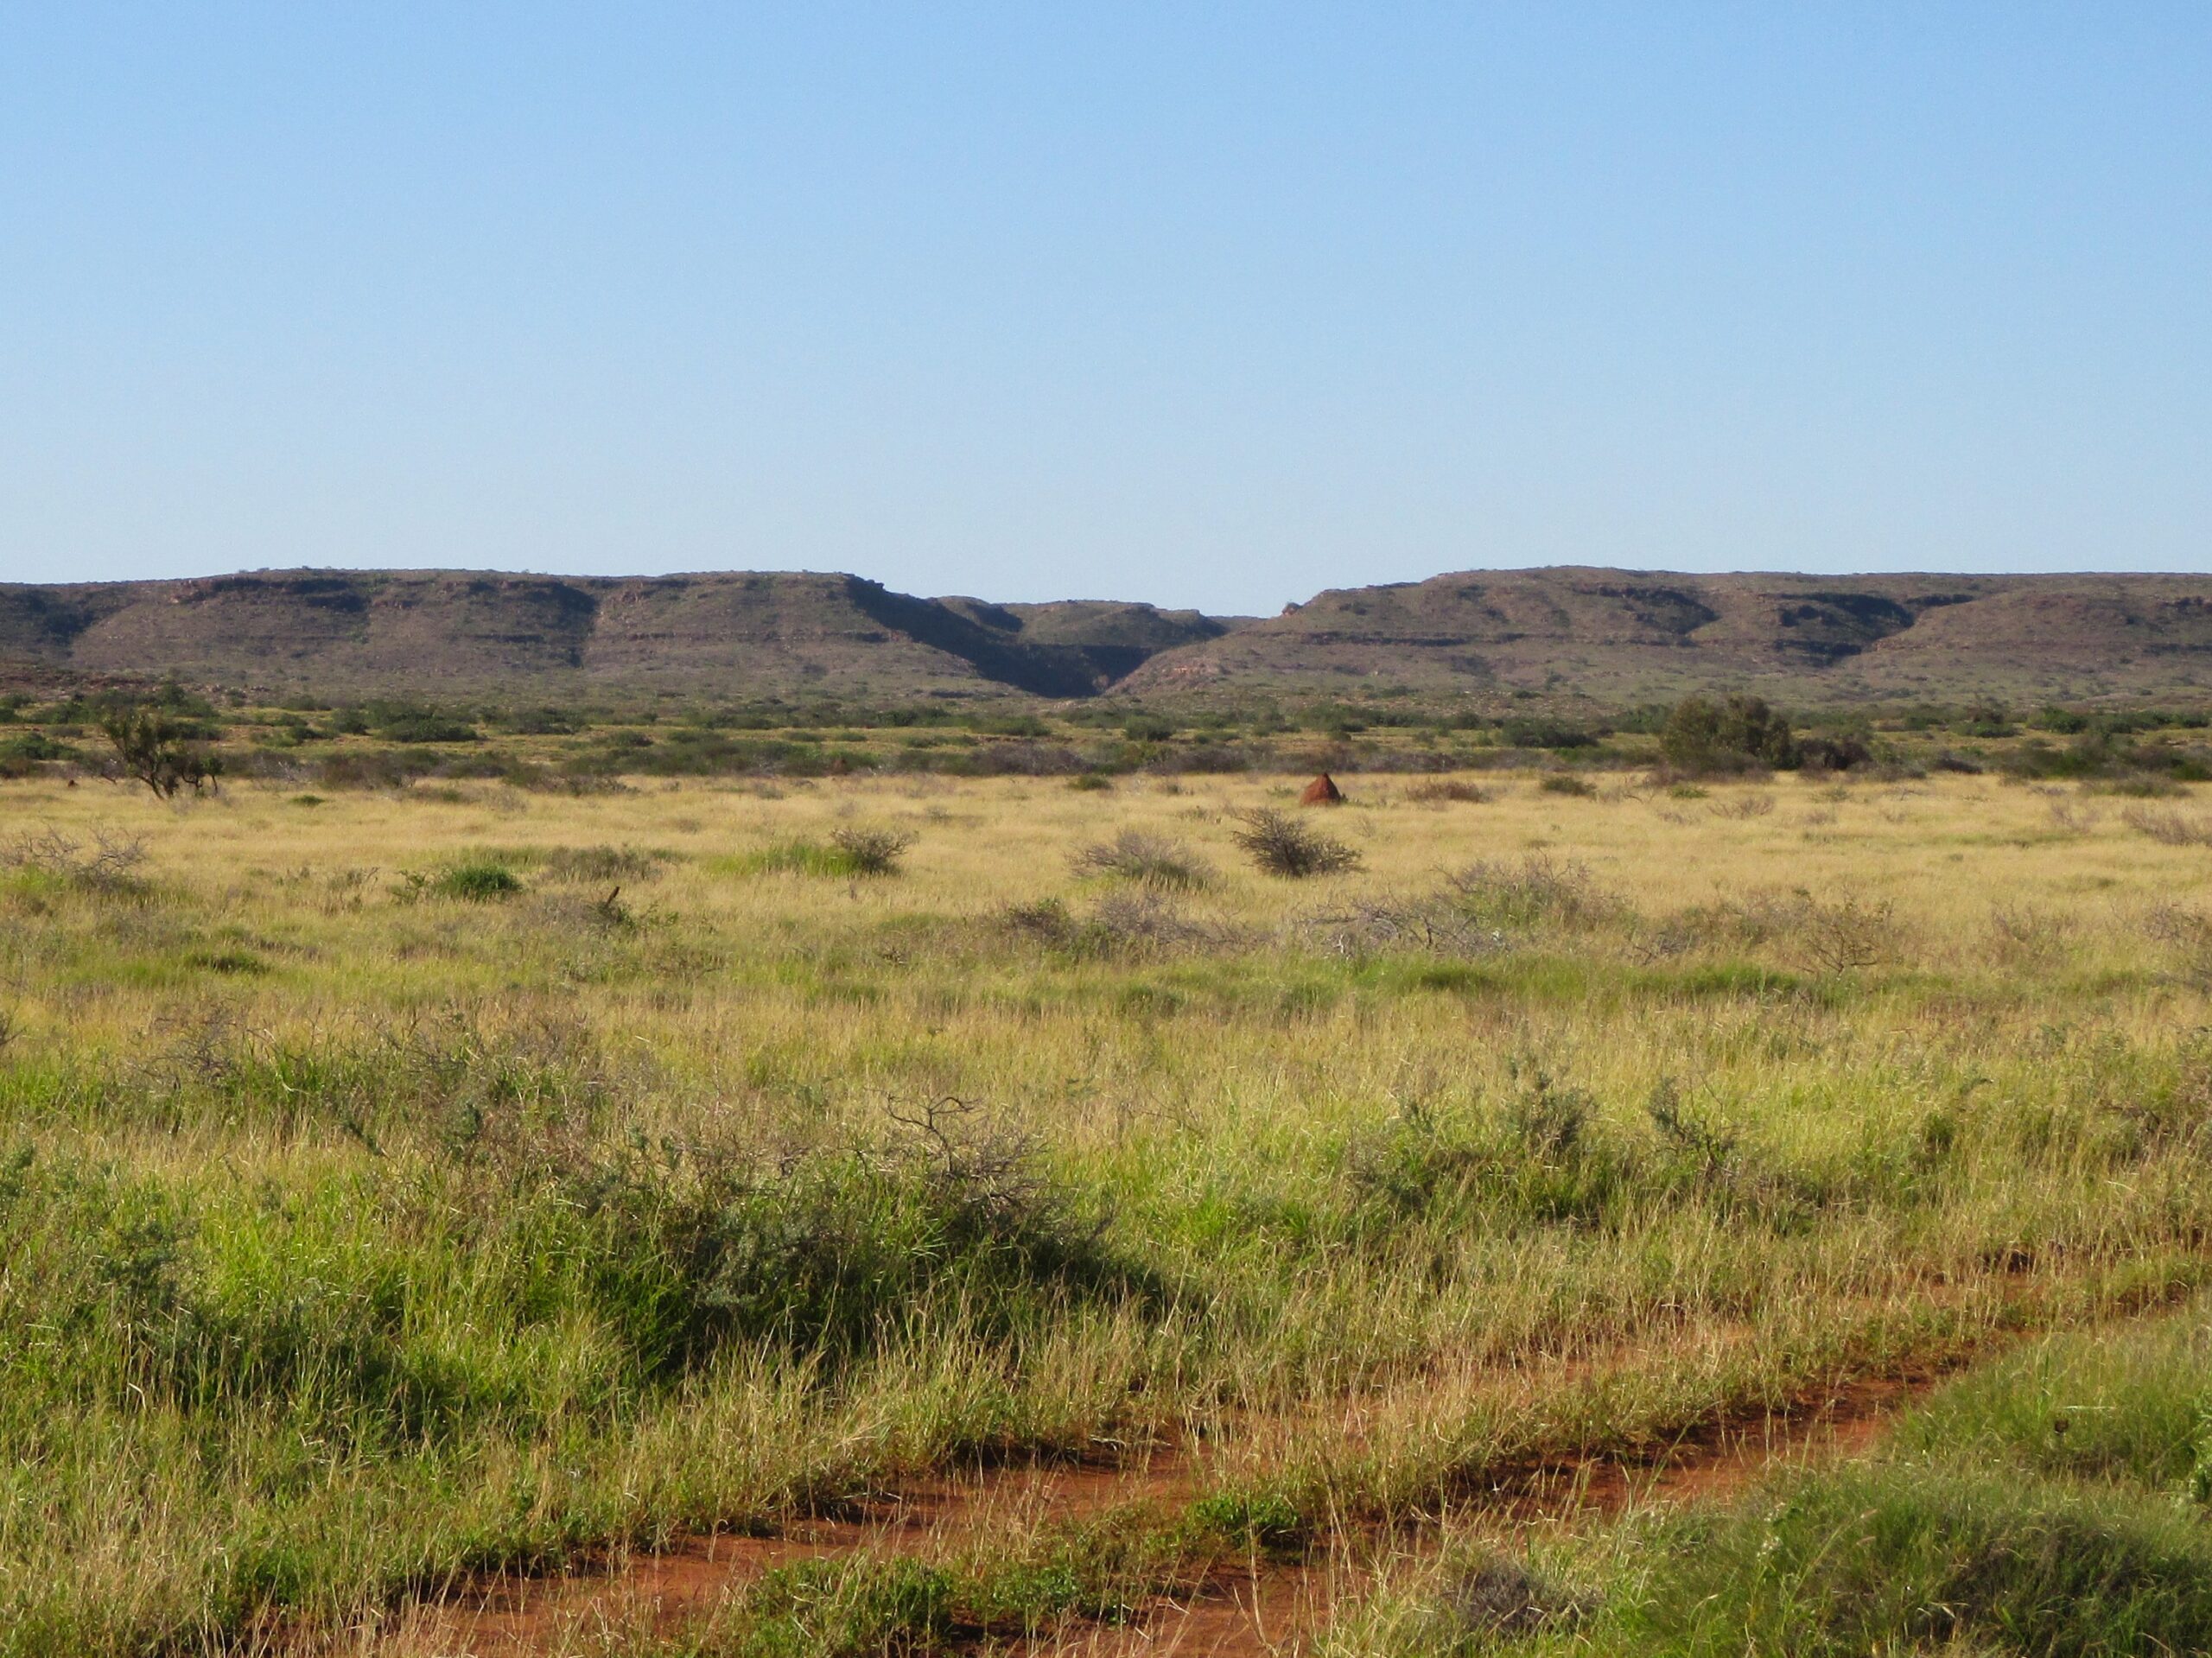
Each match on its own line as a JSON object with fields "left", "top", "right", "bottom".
{"left": 1660, "top": 695, "right": 1796, "bottom": 775}
{"left": 100, "top": 702, "right": 221, "bottom": 799}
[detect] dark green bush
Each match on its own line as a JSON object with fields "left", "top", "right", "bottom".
{"left": 1660, "top": 694, "right": 1795, "bottom": 774}
{"left": 430, "top": 860, "right": 523, "bottom": 901}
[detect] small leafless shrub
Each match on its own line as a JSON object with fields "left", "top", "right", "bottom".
{"left": 1623, "top": 916, "right": 1705, "bottom": 965}
{"left": 1707, "top": 793, "right": 1777, "bottom": 820}
{"left": 1230, "top": 808, "right": 1361, "bottom": 879}
{"left": 541, "top": 844, "right": 671, "bottom": 883}
{"left": 317, "top": 867, "right": 376, "bottom": 915}
{"left": 1070, "top": 830, "right": 1214, "bottom": 890}
{"left": 2121, "top": 806, "right": 2212, "bottom": 848}
{"left": 1301, "top": 893, "right": 1506, "bottom": 958}
{"left": 1001, "top": 892, "right": 1238, "bottom": 958}
{"left": 1989, "top": 905, "right": 2073, "bottom": 964}
{"left": 2143, "top": 904, "right": 2212, "bottom": 988}
{"left": 1086, "top": 890, "right": 1223, "bottom": 955}
{"left": 1405, "top": 778, "right": 1491, "bottom": 804}
{"left": 1790, "top": 893, "right": 1897, "bottom": 974}
{"left": 2145, "top": 903, "right": 2212, "bottom": 950}
{"left": 884, "top": 1096, "right": 1046, "bottom": 1221}
{"left": 1444, "top": 855, "right": 1614, "bottom": 931}
{"left": 2, "top": 826, "right": 150, "bottom": 895}
{"left": 2037, "top": 789, "right": 2102, "bottom": 835}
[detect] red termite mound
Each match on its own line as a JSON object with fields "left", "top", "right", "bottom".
{"left": 1299, "top": 773, "right": 1345, "bottom": 806}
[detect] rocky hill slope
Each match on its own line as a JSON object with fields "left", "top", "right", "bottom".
{"left": 5, "top": 564, "right": 2210, "bottom": 704}
{"left": 0, "top": 570, "right": 1241, "bottom": 700}
{"left": 1121, "top": 569, "right": 2212, "bottom": 704}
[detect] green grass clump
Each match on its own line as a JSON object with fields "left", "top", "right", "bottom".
{"left": 741, "top": 827, "right": 915, "bottom": 878}
{"left": 419, "top": 857, "right": 524, "bottom": 900}
{"left": 741, "top": 839, "right": 862, "bottom": 877}
{"left": 1602, "top": 1463, "right": 2212, "bottom": 1657}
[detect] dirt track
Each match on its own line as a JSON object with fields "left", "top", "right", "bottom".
{"left": 364, "top": 1355, "right": 1967, "bottom": 1658}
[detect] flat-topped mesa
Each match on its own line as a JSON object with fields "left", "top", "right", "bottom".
{"left": 7, "top": 565, "right": 2212, "bottom": 703}
{"left": 0, "top": 569, "right": 1243, "bottom": 700}
{"left": 1116, "top": 569, "right": 2212, "bottom": 705}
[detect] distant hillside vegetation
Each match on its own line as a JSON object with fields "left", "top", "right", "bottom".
{"left": 6, "top": 564, "right": 2211, "bottom": 704}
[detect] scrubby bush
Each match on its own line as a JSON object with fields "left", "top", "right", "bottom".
{"left": 1661, "top": 694, "right": 1796, "bottom": 775}
{"left": 2121, "top": 806, "right": 2212, "bottom": 846}
{"left": 99, "top": 701, "right": 222, "bottom": 798}
{"left": 1443, "top": 855, "right": 1612, "bottom": 931}
{"left": 1405, "top": 778, "right": 1490, "bottom": 804}
{"left": 1230, "top": 808, "right": 1361, "bottom": 879}
{"left": 1799, "top": 734, "right": 1872, "bottom": 772}
{"left": 369, "top": 704, "right": 479, "bottom": 743}
{"left": 1070, "top": 830, "right": 1212, "bottom": 890}
{"left": 1499, "top": 717, "right": 1599, "bottom": 750}
{"left": 1001, "top": 892, "right": 1231, "bottom": 958}
{"left": 1, "top": 826, "right": 150, "bottom": 896}
{"left": 830, "top": 825, "right": 915, "bottom": 875}
{"left": 539, "top": 844, "right": 670, "bottom": 882}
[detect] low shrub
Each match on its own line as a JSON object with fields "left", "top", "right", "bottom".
{"left": 539, "top": 844, "right": 671, "bottom": 882}
{"left": 1, "top": 826, "right": 151, "bottom": 897}
{"left": 1443, "top": 855, "right": 1612, "bottom": 931}
{"left": 1070, "top": 830, "right": 1213, "bottom": 891}
{"left": 1405, "top": 778, "right": 1490, "bottom": 804}
{"left": 1230, "top": 809, "right": 1360, "bottom": 879}
{"left": 830, "top": 825, "right": 915, "bottom": 875}
{"left": 1661, "top": 693, "right": 1795, "bottom": 775}
{"left": 2121, "top": 806, "right": 2212, "bottom": 846}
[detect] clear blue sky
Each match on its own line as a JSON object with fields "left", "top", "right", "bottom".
{"left": 3, "top": 5, "right": 2206, "bottom": 613}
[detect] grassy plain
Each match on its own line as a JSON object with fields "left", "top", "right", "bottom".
{"left": 3, "top": 768, "right": 2212, "bottom": 1655}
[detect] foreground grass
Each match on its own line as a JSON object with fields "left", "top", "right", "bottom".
{"left": 1340, "top": 1310, "right": 2212, "bottom": 1658}
{"left": 2, "top": 772, "right": 2211, "bottom": 1652}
